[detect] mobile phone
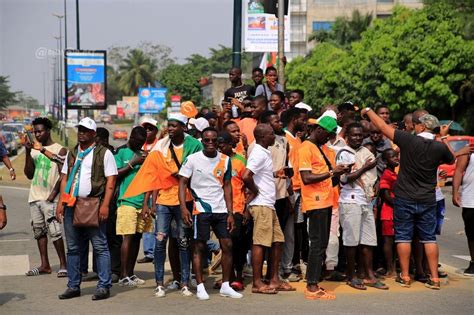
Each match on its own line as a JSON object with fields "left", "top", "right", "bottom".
{"left": 284, "top": 167, "right": 294, "bottom": 178}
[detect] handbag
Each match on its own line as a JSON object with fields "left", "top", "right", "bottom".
{"left": 73, "top": 196, "right": 101, "bottom": 228}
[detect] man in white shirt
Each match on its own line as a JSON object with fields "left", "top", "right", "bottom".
{"left": 336, "top": 122, "right": 387, "bottom": 290}
{"left": 179, "top": 127, "right": 242, "bottom": 300}
{"left": 243, "top": 124, "right": 293, "bottom": 294}
{"left": 56, "top": 117, "right": 118, "bottom": 301}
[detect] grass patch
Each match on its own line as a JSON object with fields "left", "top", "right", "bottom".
{"left": 52, "top": 128, "right": 77, "bottom": 151}
{"left": 0, "top": 151, "right": 30, "bottom": 187}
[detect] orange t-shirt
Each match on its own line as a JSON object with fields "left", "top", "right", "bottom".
{"left": 234, "top": 139, "right": 246, "bottom": 158}
{"left": 237, "top": 118, "right": 257, "bottom": 144}
{"left": 298, "top": 141, "right": 334, "bottom": 212}
{"left": 231, "top": 154, "right": 246, "bottom": 214}
{"left": 285, "top": 129, "right": 302, "bottom": 191}
{"left": 157, "top": 145, "right": 192, "bottom": 206}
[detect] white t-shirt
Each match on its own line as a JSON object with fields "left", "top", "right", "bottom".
{"left": 61, "top": 146, "right": 118, "bottom": 198}
{"left": 462, "top": 154, "right": 474, "bottom": 208}
{"left": 179, "top": 151, "right": 231, "bottom": 214}
{"left": 336, "top": 145, "right": 377, "bottom": 205}
{"left": 247, "top": 143, "right": 276, "bottom": 209}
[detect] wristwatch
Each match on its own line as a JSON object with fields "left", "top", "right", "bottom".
{"left": 40, "top": 147, "right": 46, "bottom": 154}
{"left": 0, "top": 204, "right": 6, "bottom": 211}
{"left": 329, "top": 170, "right": 334, "bottom": 178}
{"left": 363, "top": 107, "right": 372, "bottom": 115}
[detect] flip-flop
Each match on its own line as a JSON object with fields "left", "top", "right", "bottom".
{"left": 364, "top": 280, "right": 389, "bottom": 290}
{"left": 25, "top": 267, "right": 51, "bottom": 276}
{"left": 305, "top": 288, "right": 336, "bottom": 300}
{"left": 276, "top": 282, "right": 296, "bottom": 291}
{"left": 347, "top": 278, "right": 367, "bottom": 290}
{"left": 252, "top": 286, "right": 278, "bottom": 294}
{"left": 57, "top": 269, "right": 68, "bottom": 278}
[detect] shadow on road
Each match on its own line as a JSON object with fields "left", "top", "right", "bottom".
{"left": 0, "top": 292, "right": 26, "bottom": 305}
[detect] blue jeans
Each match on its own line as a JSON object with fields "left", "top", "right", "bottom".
{"left": 154, "top": 203, "right": 192, "bottom": 285}
{"left": 143, "top": 232, "right": 156, "bottom": 259}
{"left": 64, "top": 207, "right": 111, "bottom": 290}
{"left": 393, "top": 197, "right": 437, "bottom": 243}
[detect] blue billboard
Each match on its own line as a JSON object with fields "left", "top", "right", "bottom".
{"left": 138, "top": 87, "right": 167, "bottom": 114}
{"left": 65, "top": 50, "right": 107, "bottom": 109}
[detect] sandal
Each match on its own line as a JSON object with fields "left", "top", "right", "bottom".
{"left": 395, "top": 274, "right": 411, "bottom": 288}
{"left": 364, "top": 280, "right": 389, "bottom": 290}
{"left": 231, "top": 281, "right": 244, "bottom": 291}
{"left": 57, "top": 269, "right": 68, "bottom": 278}
{"left": 347, "top": 278, "right": 367, "bottom": 290}
{"left": 25, "top": 267, "right": 51, "bottom": 276}
{"left": 276, "top": 282, "right": 296, "bottom": 291}
{"left": 252, "top": 285, "right": 278, "bottom": 294}
{"left": 305, "top": 288, "right": 336, "bottom": 300}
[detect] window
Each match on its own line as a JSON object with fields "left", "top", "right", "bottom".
{"left": 312, "top": 21, "right": 333, "bottom": 31}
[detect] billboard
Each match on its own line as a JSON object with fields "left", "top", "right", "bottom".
{"left": 122, "top": 96, "right": 139, "bottom": 118}
{"left": 243, "top": 0, "right": 291, "bottom": 52}
{"left": 138, "top": 87, "right": 167, "bottom": 114}
{"left": 65, "top": 50, "right": 107, "bottom": 109}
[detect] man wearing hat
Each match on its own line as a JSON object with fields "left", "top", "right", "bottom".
{"left": 298, "top": 113, "right": 349, "bottom": 300}
{"left": 362, "top": 109, "right": 455, "bottom": 290}
{"left": 56, "top": 117, "right": 118, "bottom": 300}
{"left": 336, "top": 122, "right": 386, "bottom": 291}
{"left": 137, "top": 115, "right": 160, "bottom": 264}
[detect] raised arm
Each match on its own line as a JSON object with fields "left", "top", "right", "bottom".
{"left": 363, "top": 108, "right": 395, "bottom": 141}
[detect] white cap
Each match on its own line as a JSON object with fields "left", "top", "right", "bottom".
{"left": 168, "top": 112, "right": 188, "bottom": 125}
{"left": 193, "top": 117, "right": 209, "bottom": 132}
{"left": 139, "top": 115, "right": 158, "bottom": 127}
{"left": 75, "top": 117, "right": 97, "bottom": 131}
{"left": 295, "top": 102, "right": 312, "bottom": 112}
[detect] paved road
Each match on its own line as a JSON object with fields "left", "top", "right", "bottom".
{"left": 0, "top": 186, "right": 473, "bottom": 314}
{"left": 97, "top": 122, "right": 132, "bottom": 150}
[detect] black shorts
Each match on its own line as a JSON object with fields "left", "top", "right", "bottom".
{"left": 462, "top": 208, "right": 474, "bottom": 241}
{"left": 193, "top": 213, "right": 231, "bottom": 241}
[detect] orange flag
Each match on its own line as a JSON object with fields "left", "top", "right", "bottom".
{"left": 123, "top": 151, "right": 177, "bottom": 199}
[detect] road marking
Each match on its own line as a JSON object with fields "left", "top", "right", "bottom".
{"left": 0, "top": 238, "right": 31, "bottom": 242}
{"left": 453, "top": 255, "right": 471, "bottom": 261}
{"left": 0, "top": 255, "right": 29, "bottom": 276}
{"left": 0, "top": 186, "right": 30, "bottom": 191}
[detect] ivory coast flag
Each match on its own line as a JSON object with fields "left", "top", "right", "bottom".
{"left": 123, "top": 134, "right": 203, "bottom": 199}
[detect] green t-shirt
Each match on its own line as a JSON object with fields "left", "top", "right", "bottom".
{"left": 115, "top": 147, "right": 144, "bottom": 209}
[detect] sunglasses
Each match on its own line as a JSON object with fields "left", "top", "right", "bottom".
{"left": 202, "top": 138, "right": 217, "bottom": 144}
{"left": 143, "top": 125, "right": 157, "bottom": 131}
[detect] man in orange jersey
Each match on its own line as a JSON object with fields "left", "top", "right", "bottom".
{"left": 299, "top": 113, "right": 349, "bottom": 300}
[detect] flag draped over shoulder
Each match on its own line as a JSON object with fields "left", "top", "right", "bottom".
{"left": 123, "top": 134, "right": 203, "bottom": 199}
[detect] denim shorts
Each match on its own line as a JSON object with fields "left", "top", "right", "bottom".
{"left": 393, "top": 197, "right": 437, "bottom": 243}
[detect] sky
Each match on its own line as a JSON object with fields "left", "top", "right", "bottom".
{"left": 0, "top": 0, "right": 234, "bottom": 104}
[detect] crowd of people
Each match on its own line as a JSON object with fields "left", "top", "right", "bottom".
{"left": 2, "top": 65, "right": 473, "bottom": 302}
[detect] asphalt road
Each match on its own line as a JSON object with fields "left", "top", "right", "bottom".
{"left": 0, "top": 187, "right": 473, "bottom": 314}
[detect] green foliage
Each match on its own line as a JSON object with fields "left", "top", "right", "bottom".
{"left": 287, "top": 4, "right": 474, "bottom": 121}
{"left": 0, "top": 76, "right": 16, "bottom": 109}
{"left": 159, "top": 63, "right": 203, "bottom": 105}
{"left": 118, "top": 49, "right": 158, "bottom": 96}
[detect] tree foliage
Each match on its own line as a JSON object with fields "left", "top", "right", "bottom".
{"left": 0, "top": 76, "right": 17, "bottom": 109}
{"left": 287, "top": 4, "right": 474, "bottom": 122}
{"left": 117, "top": 49, "right": 158, "bottom": 96}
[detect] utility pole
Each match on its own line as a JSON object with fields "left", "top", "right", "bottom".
{"left": 277, "top": 0, "right": 285, "bottom": 86}
{"left": 232, "top": 0, "right": 242, "bottom": 68}
{"left": 76, "top": 0, "right": 82, "bottom": 120}
{"left": 54, "top": 36, "right": 61, "bottom": 121}
{"left": 64, "top": 0, "right": 69, "bottom": 147}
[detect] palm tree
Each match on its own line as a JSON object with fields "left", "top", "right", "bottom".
{"left": 118, "top": 49, "right": 157, "bottom": 96}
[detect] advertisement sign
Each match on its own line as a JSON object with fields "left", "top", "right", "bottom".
{"left": 122, "top": 96, "right": 139, "bottom": 118}
{"left": 170, "top": 95, "right": 181, "bottom": 108}
{"left": 138, "top": 87, "right": 167, "bottom": 114}
{"left": 243, "top": 0, "right": 291, "bottom": 52}
{"left": 65, "top": 50, "right": 107, "bottom": 109}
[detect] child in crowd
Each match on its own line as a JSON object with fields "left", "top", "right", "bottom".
{"left": 379, "top": 148, "right": 399, "bottom": 277}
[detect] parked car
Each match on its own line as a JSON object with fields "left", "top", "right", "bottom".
{"left": 2, "top": 132, "right": 17, "bottom": 156}
{"left": 113, "top": 129, "right": 128, "bottom": 140}
{"left": 438, "top": 135, "right": 474, "bottom": 182}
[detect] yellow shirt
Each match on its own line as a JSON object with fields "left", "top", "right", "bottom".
{"left": 298, "top": 141, "right": 334, "bottom": 212}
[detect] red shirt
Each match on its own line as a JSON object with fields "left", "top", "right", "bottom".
{"left": 380, "top": 168, "right": 397, "bottom": 220}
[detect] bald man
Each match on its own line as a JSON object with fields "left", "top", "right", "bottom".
{"left": 243, "top": 124, "right": 293, "bottom": 294}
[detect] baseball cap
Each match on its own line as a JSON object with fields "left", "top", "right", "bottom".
{"left": 295, "top": 102, "right": 312, "bottom": 112}
{"left": 419, "top": 114, "right": 440, "bottom": 130}
{"left": 168, "top": 112, "right": 188, "bottom": 125}
{"left": 308, "top": 116, "right": 337, "bottom": 133}
{"left": 139, "top": 116, "right": 158, "bottom": 128}
{"left": 193, "top": 117, "right": 209, "bottom": 132}
{"left": 75, "top": 117, "right": 97, "bottom": 131}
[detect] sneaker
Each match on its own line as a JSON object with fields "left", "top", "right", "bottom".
{"left": 463, "top": 261, "right": 474, "bottom": 277}
{"left": 91, "top": 288, "right": 110, "bottom": 301}
{"left": 220, "top": 285, "right": 243, "bottom": 299}
{"left": 196, "top": 284, "right": 210, "bottom": 300}
{"left": 425, "top": 279, "right": 441, "bottom": 290}
{"left": 154, "top": 285, "right": 166, "bottom": 298}
{"left": 118, "top": 277, "right": 137, "bottom": 287}
{"left": 324, "top": 270, "right": 346, "bottom": 282}
{"left": 166, "top": 280, "right": 180, "bottom": 290}
{"left": 181, "top": 286, "right": 193, "bottom": 297}
{"left": 129, "top": 275, "right": 145, "bottom": 285}
{"left": 111, "top": 273, "right": 120, "bottom": 283}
